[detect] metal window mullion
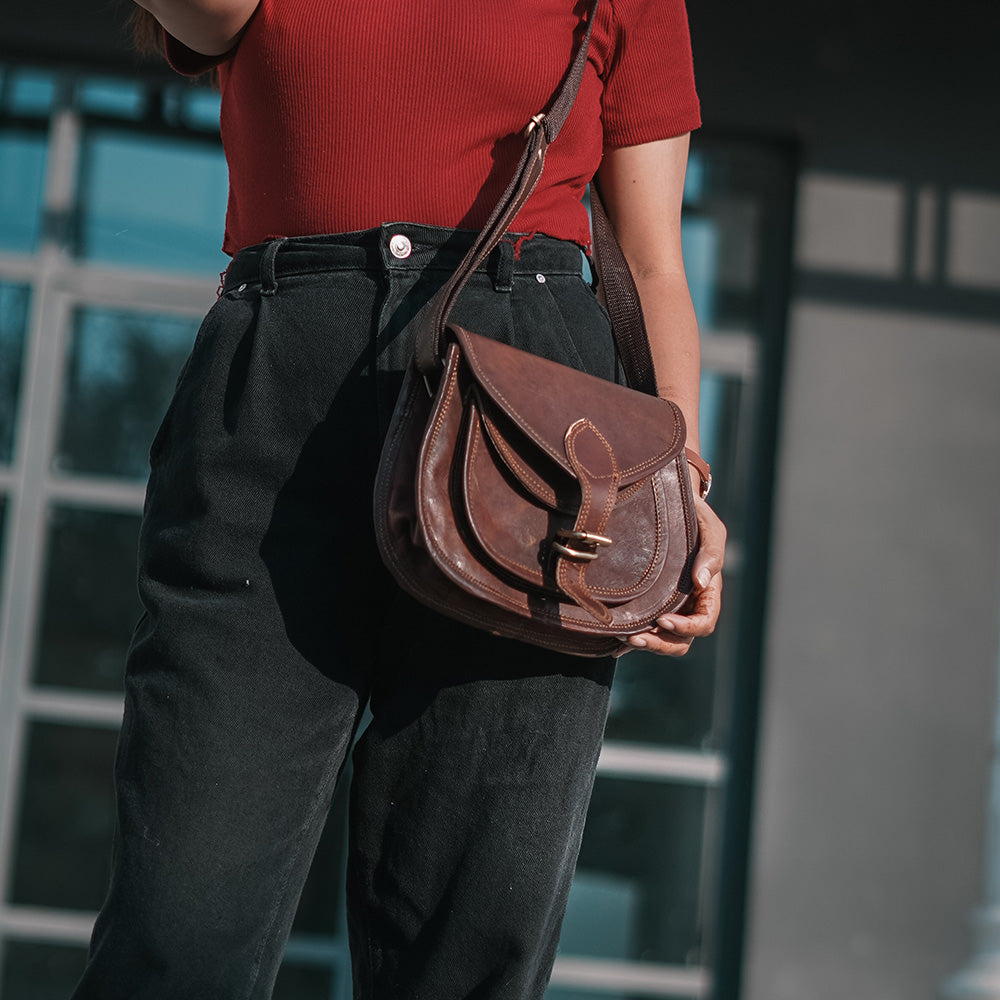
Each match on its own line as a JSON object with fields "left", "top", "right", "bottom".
{"left": 0, "top": 904, "right": 96, "bottom": 945}
{"left": 46, "top": 474, "right": 146, "bottom": 513}
{"left": 550, "top": 955, "right": 711, "bottom": 998}
{"left": 0, "top": 277, "right": 75, "bottom": 930}
{"left": 0, "top": 104, "right": 81, "bottom": 945}
{"left": 597, "top": 742, "right": 727, "bottom": 786}
{"left": 21, "top": 689, "right": 124, "bottom": 729}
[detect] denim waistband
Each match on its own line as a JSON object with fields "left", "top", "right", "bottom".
{"left": 222, "top": 223, "right": 588, "bottom": 295}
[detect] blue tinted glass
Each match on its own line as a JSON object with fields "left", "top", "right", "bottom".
{"left": 78, "top": 129, "right": 229, "bottom": 274}
{"left": 8, "top": 69, "right": 57, "bottom": 115}
{"left": 55, "top": 306, "right": 200, "bottom": 479}
{"left": 683, "top": 149, "right": 705, "bottom": 204}
{"left": 183, "top": 88, "right": 222, "bottom": 131}
{"left": 2, "top": 941, "right": 89, "bottom": 1000}
{"left": 10, "top": 721, "right": 118, "bottom": 911}
{"left": 0, "top": 129, "right": 47, "bottom": 251}
{"left": 681, "top": 215, "right": 718, "bottom": 329}
{"left": 77, "top": 79, "right": 146, "bottom": 118}
{"left": 272, "top": 963, "right": 338, "bottom": 1000}
{"left": 564, "top": 777, "right": 710, "bottom": 965}
{"left": 0, "top": 283, "right": 31, "bottom": 463}
{"left": 546, "top": 989, "right": 626, "bottom": 1000}
{"left": 33, "top": 505, "right": 143, "bottom": 693}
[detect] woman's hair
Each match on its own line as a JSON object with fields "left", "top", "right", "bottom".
{"left": 128, "top": 7, "right": 167, "bottom": 58}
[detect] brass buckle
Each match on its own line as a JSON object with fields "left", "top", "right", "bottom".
{"left": 551, "top": 529, "right": 613, "bottom": 562}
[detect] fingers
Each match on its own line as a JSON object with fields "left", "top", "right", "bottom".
{"left": 691, "top": 499, "right": 726, "bottom": 590}
{"left": 621, "top": 631, "right": 693, "bottom": 657}
{"left": 621, "top": 573, "right": 723, "bottom": 657}
{"left": 660, "top": 573, "right": 723, "bottom": 634}
{"left": 618, "top": 498, "right": 727, "bottom": 659}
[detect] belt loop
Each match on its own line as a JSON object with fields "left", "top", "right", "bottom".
{"left": 492, "top": 240, "right": 514, "bottom": 293}
{"left": 260, "top": 238, "right": 287, "bottom": 296}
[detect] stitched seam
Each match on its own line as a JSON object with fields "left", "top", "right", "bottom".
{"left": 559, "top": 421, "right": 617, "bottom": 618}
{"left": 482, "top": 411, "right": 559, "bottom": 507}
{"left": 466, "top": 419, "right": 545, "bottom": 580}
{"left": 422, "top": 367, "right": 563, "bottom": 611}
{"left": 466, "top": 341, "right": 682, "bottom": 478}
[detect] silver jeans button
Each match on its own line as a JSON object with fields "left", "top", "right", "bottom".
{"left": 389, "top": 234, "right": 412, "bottom": 259}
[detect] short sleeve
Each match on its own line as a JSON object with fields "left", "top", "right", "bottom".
{"left": 601, "top": 0, "right": 701, "bottom": 149}
{"left": 163, "top": 29, "right": 237, "bottom": 77}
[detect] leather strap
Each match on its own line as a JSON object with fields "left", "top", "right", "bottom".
{"left": 415, "top": 0, "right": 666, "bottom": 388}
{"left": 588, "top": 183, "right": 658, "bottom": 396}
{"left": 414, "top": 0, "right": 683, "bottom": 410}
{"left": 685, "top": 447, "right": 712, "bottom": 499}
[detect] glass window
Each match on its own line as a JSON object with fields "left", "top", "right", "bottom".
{"left": 0, "top": 282, "right": 30, "bottom": 463}
{"left": 683, "top": 215, "right": 720, "bottom": 329}
{"left": 32, "top": 505, "right": 143, "bottom": 693}
{"left": 547, "top": 988, "right": 628, "bottom": 1000}
{"left": 273, "top": 963, "right": 339, "bottom": 1000}
{"left": 76, "top": 128, "right": 228, "bottom": 275}
{"left": 162, "top": 86, "right": 223, "bottom": 132}
{"left": 0, "top": 128, "right": 47, "bottom": 252}
{"left": 696, "top": 371, "right": 746, "bottom": 530}
{"left": 182, "top": 88, "right": 223, "bottom": 131}
{"left": 563, "top": 777, "right": 712, "bottom": 966}
{"left": 77, "top": 79, "right": 146, "bottom": 119}
{"left": 54, "top": 306, "right": 200, "bottom": 480}
{"left": 605, "top": 649, "right": 718, "bottom": 749}
{"left": 1, "top": 940, "right": 88, "bottom": 1000}
{"left": 8, "top": 721, "right": 118, "bottom": 912}
{"left": 5, "top": 69, "right": 57, "bottom": 115}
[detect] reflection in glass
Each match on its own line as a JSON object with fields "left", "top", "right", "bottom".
{"left": 179, "top": 87, "right": 222, "bottom": 131}
{"left": 1, "top": 940, "right": 88, "bottom": 1000}
{"left": 546, "top": 989, "right": 626, "bottom": 1000}
{"left": 292, "top": 763, "right": 350, "bottom": 936}
{"left": 55, "top": 307, "right": 200, "bottom": 480}
{"left": 0, "top": 129, "right": 47, "bottom": 251}
{"left": 9, "top": 722, "right": 118, "bottom": 911}
{"left": 273, "top": 963, "right": 338, "bottom": 1000}
{"left": 697, "top": 371, "right": 745, "bottom": 531}
{"left": 563, "top": 777, "right": 710, "bottom": 966}
{"left": 77, "top": 79, "right": 146, "bottom": 119}
{"left": 6, "top": 69, "right": 57, "bottom": 115}
{"left": 77, "top": 128, "right": 228, "bottom": 274}
{"left": 33, "top": 505, "right": 142, "bottom": 692}
{"left": 683, "top": 215, "right": 719, "bottom": 330}
{"left": 605, "top": 648, "right": 717, "bottom": 749}
{"left": 0, "top": 282, "right": 30, "bottom": 463}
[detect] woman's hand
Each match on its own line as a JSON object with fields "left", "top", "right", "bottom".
{"left": 621, "top": 495, "right": 726, "bottom": 656}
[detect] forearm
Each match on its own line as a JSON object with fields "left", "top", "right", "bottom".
{"left": 632, "top": 270, "right": 702, "bottom": 457}
{"left": 133, "top": 0, "right": 257, "bottom": 55}
{"left": 596, "top": 135, "right": 703, "bottom": 457}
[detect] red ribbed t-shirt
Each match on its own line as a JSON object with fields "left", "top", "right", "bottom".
{"left": 167, "top": 0, "right": 701, "bottom": 255}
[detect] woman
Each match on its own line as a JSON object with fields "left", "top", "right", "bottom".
{"left": 72, "top": 1, "right": 726, "bottom": 997}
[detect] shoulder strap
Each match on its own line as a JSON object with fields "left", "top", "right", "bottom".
{"left": 588, "top": 183, "right": 659, "bottom": 395}
{"left": 414, "top": 0, "right": 659, "bottom": 399}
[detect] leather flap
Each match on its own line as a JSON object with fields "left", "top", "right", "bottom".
{"left": 451, "top": 326, "right": 685, "bottom": 486}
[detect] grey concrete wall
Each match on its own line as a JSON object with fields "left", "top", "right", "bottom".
{"left": 743, "top": 293, "right": 1000, "bottom": 998}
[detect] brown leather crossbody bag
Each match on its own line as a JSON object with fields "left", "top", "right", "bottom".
{"left": 373, "top": 0, "right": 703, "bottom": 657}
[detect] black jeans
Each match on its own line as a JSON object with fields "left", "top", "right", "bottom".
{"left": 72, "top": 225, "right": 618, "bottom": 1000}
